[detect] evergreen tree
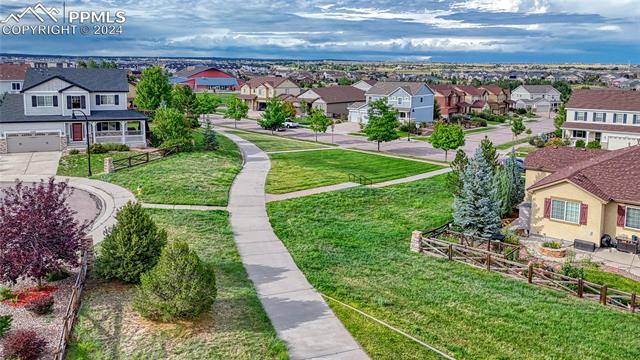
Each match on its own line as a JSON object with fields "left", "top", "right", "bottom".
{"left": 553, "top": 104, "right": 566, "bottom": 137}
{"left": 453, "top": 149, "right": 501, "bottom": 238}
{"left": 135, "top": 66, "right": 171, "bottom": 112}
{"left": 307, "top": 107, "right": 332, "bottom": 142}
{"left": 447, "top": 149, "right": 468, "bottom": 196}
{"left": 495, "top": 150, "right": 525, "bottom": 217}
{"left": 170, "top": 85, "right": 200, "bottom": 127}
{"left": 433, "top": 100, "right": 441, "bottom": 120}
{"left": 202, "top": 122, "right": 218, "bottom": 151}
{"left": 258, "top": 98, "right": 287, "bottom": 134}
{"left": 363, "top": 99, "right": 399, "bottom": 151}
{"left": 479, "top": 136, "right": 499, "bottom": 174}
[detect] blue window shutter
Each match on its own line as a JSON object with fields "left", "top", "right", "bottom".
{"left": 66, "top": 96, "right": 71, "bottom": 109}
{"left": 31, "top": 96, "right": 37, "bottom": 107}
{"left": 114, "top": 95, "right": 119, "bottom": 105}
{"left": 52, "top": 96, "right": 58, "bottom": 107}
{"left": 624, "top": 114, "right": 627, "bottom": 124}
{"left": 603, "top": 113, "right": 607, "bottom": 122}
{"left": 574, "top": 111, "right": 577, "bottom": 120}
{"left": 80, "top": 96, "right": 86, "bottom": 109}
{"left": 96, "top": 95, "right": 100, "bottom": 105}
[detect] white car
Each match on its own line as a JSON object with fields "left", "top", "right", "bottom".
{"left": 284, "top": 121, "right": 300, "bottom": 128}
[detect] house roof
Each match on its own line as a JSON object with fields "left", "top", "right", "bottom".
{"left": 237, "top": 94, "right": 256, "bottom": 100}
{"left": 0, "top": 94, "right": 147, "bottom": 124}
{"left": 22, "top": 68, "right": 129, "bottom": 92}
{"left": 366, "top": 81, "right": 427, "bottom": 96}
{"left": 479, "top": 85, "right": 505, "bottom": 96}
{"left": 348, "top": 101, "right": 366, "bottom": 109}
{"left": 471, "top": 100, "right": 487, "bottom": 108}
{"left": 245, "top": 76, "right": 288, "bottom": 89}
{"left": 173, "top": 66, "right": 230, "bottom": 78}
{"left": 454, "top": 85, "right": 486, "bottom": 97}
{"left": 561, "top": 121, "right": 640, "bottom": 134}
{"left": 0, "top": 64, "right": 29, "bottom": 81}
{"left": 303, "top": 86, "right": 365, "bottom": 104}
{"left": 527, "top": 145, "right": 640, "bottom": 204}
{"left": 194, "top": 77, "right": 237, "bottom": 86}
{"left": 520, "top": 85, "right": 558, "bottom": 94}
{"left": 524, "top": 146, "right": 608, "bottom": 172}
{"left": 565, "top": 89, "right": 640, "bottom": 112}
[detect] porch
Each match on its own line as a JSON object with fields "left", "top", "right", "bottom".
{"left": 67, "top": 120, "right": 146, "bottom": 148}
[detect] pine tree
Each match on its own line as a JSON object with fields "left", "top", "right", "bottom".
{"left": 453, "top": 149, "right": 501, "bottom": 238}
{"left": 447, "top": 149, "right": 468, "bottom": 195}
{"left": 479, "top": 136, "right": 499, "bottom": 174}
{"left": 202, "top": 122, "right": 218, "bottom": 151}
{"left": 495, "top": 150, "right": 525, "bottom": 217}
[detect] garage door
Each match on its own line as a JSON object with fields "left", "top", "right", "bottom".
{"left": 7, "top": 132, "right": 61, "bottom": 153}
{"left": 607, "top": 136, "right": 640, "bottom": 150}
{"left": 534, "top": 104, "right": 550, "bottom": 113}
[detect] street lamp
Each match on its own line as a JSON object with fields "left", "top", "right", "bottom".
{"left": 71, "top": 109, "right": 92, "bottom": 177}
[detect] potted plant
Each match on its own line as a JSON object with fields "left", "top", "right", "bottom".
{"left": 538, "top": 241, "right": 567, "bottom": 258}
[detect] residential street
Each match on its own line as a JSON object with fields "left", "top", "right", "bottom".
{"left": 209, "top": 112, "right": 556, "bottom": 162}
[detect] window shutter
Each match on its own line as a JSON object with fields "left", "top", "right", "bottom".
{"left": 114, "top": 94, "right": 119, "bottom": 105}
{"left": 592, "top": 112, "right": 596, "bottom": 122}
{"left": 31, "top": 96, "right": 37, "bottom": 107}
{"left": 623, "top": 114, "right": 627, "bottom": 124}
{"left": 52, "top": 96, "right": 58, "bottom": 107}
{"left": 613, "top": 114, "right": 617, "bottom": 123}
{"left": 574, "top": 112, "right": 577, "bottom": 120}
{"left": 80, "top": 96, "right": 86, "bottom": 108}
{"left": 584, "top": 112, "right": 587, "bottom": 121}
{"left": 603, "top": 113, "right": 607, "bottom": 122}
{"left": 617, "top": 205, "right": 626, "bottom": 227}
{"left": 96, "top": 95, "right": 100, "bottom": 105}
{"left": 66, "top": 96, "right": 72, "bottom": 109}
{"left": 544, "top": 198, "right": 551, "bottom": 219}
{"left": 579, "top": 204, "right": 588, "bottom": 225}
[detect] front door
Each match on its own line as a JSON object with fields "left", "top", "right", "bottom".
{"left": 71, "top": 123, "right": 83, "bottom": 141}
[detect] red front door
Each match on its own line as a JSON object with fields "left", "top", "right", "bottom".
{"left": 71, "top": 123, "right": 83, "bottom": 141}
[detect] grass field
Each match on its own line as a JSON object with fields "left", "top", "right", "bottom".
{"left": 267, "top": 176, "right": 640, "bottom": 359}
{"left": 57, "top": 151, "right": 137, "bottom": 177}
{"left": 496, "top": 137, "right": 533, "bottom": 150}
{"left": 98, "top": 134, "right": 242, "bottom": 206}
{"left": 226, "top": 129, "right": 328, "bottom": 152}
{"left": 66, "top": 210, "right": 287, "bottom": 360}
{"left": 266, "top": 149, "right": 444, "bottom": 194}
{"left": 464, "top": 126, "right": 497, "bottom": 135}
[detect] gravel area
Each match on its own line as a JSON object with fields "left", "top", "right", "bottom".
{"left": 0, "top": 269, "right": 79, "bottom": 359}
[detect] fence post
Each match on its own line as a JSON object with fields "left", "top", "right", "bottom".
{"left": 599, "top": 285, "right": 608, "bottom": 305}
{"left": 410, "top": 231, "right": 423, "bottom": 252}
{"left": 128, "top": 156, "right": 132, "bottom": 167}
{"left": 630, "top": 293, "right": 636, "bottom": 313}
{"left": 448, "top": 244, "right": 453, "bottom": 260}
{"left": 81, "top": 236, "right": 94, "bottom": 269}
{"left": 527, "top": 263, "right": 533, "bottom": 284}
{"left": 487, "top": 240, "right": 491, "bottom": 251}
{"left": 146, "top": 152, "right": 149, "bottom": 163}
{"left": 486, "top": 254, "right": 491, "bottom": 272}
{"left": 577, "top": 279, "right": 584, "bottom": 298}
{"left": 103, "top": 157, "right": 113, "bottom": 173}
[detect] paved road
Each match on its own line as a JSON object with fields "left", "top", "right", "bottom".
{"left": 0, "top": 151, "right": 61, "bottom": 178}
{"left": 207, "top": 113, "right": 555, "bottom": 162}
{"left": 223, "top": 130, "right": 369, "bottom": 360}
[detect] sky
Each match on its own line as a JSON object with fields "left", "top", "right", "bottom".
{"left": 0, "top": 0, "right": 639, "bottom": 63}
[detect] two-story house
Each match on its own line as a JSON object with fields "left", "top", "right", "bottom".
{"left": 432, "top": 85, "right": 465, "bottom": 119}
{"left": 297, "top": 86, "right": 365, "bottom": 119}
{"left": 0, "top": 68, "right": 147, "bottom": 153}
{"left": 479, "top": 85, "right": 512, "bottom": 114}
{"left": 563, "top": 89, "right": 640, "bottom": 150}
{"left": 238, "top": 76, "right": 301, "bottom": 111}
{"left": 347, "top": 82, "right": 434, "bottom": 124}
{"left": 453, "top": 85, "right": 490, "bottom": 114}
{"left": 0, "top": 64, "right": 29, "bottom": 94}
{"left": 511, "top": 85, "right": 561, "bottom": 112}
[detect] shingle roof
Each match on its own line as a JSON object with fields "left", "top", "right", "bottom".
{"left": 528, "top": 145, "right": 640, "bottom": 204}
{"left": 0, "top": 93, "right": 146, "bottom": 123}
{"left": 245, "top": 76, "right": 288, "bottom": 89}
{"left": 22, "top": 68, "right": 129, "bottom": 92}
{"left": 479, "top": 85, "right": 505, "bottom": 96}
{"left": 366, "top": 81, "right": 427, "bottom": 96}
{"left": 561, "top": 121, "right": 640, "bottom": 134}
{"left": 0, "top": 64, "right": 29, "bottom": 81}
{"left": 304, "top": 86, "right": 365, "bottom": 104}
{"left": 565, "top": 89, "right": 640, "bottom": 112}
{"left": 521, "top": 85, "right": 558, "bottom": 94}
{"left": 524, "top": 146, "right": 608, "bottom": 172}
{"left": 454, "top": 85, "right": 486, "bottom": 97}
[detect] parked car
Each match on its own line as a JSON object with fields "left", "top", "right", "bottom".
{"left": 284, "top": 120, "right": 300, "bottom": 128}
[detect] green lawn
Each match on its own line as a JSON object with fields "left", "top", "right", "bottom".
{"left": 464, "top": 126, "right": 497, "bottom": 135}
{"left": 226, "top": 129, "right": 328, "bottom": 152}
{"left": 267, "top": 176, "right": 640, "bottom": 359}
{"left": 496, "top": 137, "right": 533, "bottom": 150}
{"left": 67, "top": 210, "right": 287, "bottom": 360}
{"left": 57, "top": 151, "right": 137, "bottom": 177}
{"left": 583, "top": 264, "right": 640, "bottom": 294}
{"left": 97, "top": 134, "right": 242, "bottom": 206}
{"left": 266, "top": 149, "right": 444, "bottom": 194}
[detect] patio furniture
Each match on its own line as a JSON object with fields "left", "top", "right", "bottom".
{"left": 575, "top": 239, "right": 596, "bottom": 252}
{"left": 616, "top": 236, "right": 640, "bottom": 254}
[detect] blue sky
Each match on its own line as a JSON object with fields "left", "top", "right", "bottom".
{"left": 0, "top": 0, "right": 639, "bottom": 63}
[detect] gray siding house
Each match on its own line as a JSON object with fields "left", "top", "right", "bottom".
{"left": 0, "top": 68, "right": 147, "bottom": 153}
{"left": 348, "top": 82, "right": 434, "bottom": 124}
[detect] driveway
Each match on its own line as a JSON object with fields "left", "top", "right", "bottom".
{"left": 0, "top": 151, "right": 61, "bottom": 178}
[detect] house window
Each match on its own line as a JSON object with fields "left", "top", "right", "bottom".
{"left": 397, "top": 97, "right": 403, "bottom": 105}
{"left": 71, "top": 96, "right": 83, "bottom": 109}
{"left": 625, "top": 207, "right": 640, "bottom": 229}
{"left": 594, "top": 112, "right": 605, "bottom": 122}
{"left": 36, "top": 95, "right": 54, "bottom": 107}
{"left": 550, "top": 199, "right": 580, "bottom": 223}
{"left": 420, "top": 97, "right": 423, "bottom": 103}
{"left": 96, "top": 122, "right": 121, "bottom": 132}
{"left": 575, "top": 112, "right": 586, "bottom": 121}
{"left": 594, "top": 132, "right": 602, "bottom": 142}
{"left": 11, "top": 82, "right": 21, "bottom": 90}
{"left": 99, "top": 95, "right": 115, "bottom": 105}
{"left": 572, "top": 130, "right": 586, "bottom": 138}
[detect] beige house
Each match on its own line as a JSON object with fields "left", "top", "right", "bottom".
{"left": 238, "top": 76, "right": 300, "bottom": 111}
{"left": 524, "top": 146, "right": 640, "bottom": 247}
{"left": 297, "top": 85, "right": 365, "bottom": 119}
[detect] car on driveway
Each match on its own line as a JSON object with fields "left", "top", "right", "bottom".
{"left": 284, "top": 120, "right": 300, "bottom": 128}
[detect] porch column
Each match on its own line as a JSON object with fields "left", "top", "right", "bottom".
{"left": 586, "top": 131, "right": 590, "bottom": 142}
{"left": 140, "top": 120, "right": 146, "bottom": 145}
{"left": 91, "top": 122, "right": 96, "bottom": 144}
{"left": 121, "top": 121, "right": 126, "bottom": 144}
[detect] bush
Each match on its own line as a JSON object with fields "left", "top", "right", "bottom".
{"left": 0, "top": 287, "right": 16, "bottom": 301}
{"left": 516, "top": 108, "right": 527, "bottom": 115}
{"left": 89, "top": 143, "right": 108, "bottom": 154}
{"left": 0, "top": 315, "right": 11, "bottom": 337}
{"left": 575, "top": 139, "right": 586, "bottom": 148}
{"left": 561, "top": 262, "right": 585, "bottom": 279}
{"left": 542, "top": 241, "right": 562, "bottom": 249}
{"left": 89, "top": 143, "right": 130, "bottom": 154}
{"left": 134, "top": 240, "right": 216, "bottom": 322}
{"left": 25, "top": 295, "right": 54, "bottom": 315}
{"left": 545, "top": 137, "right": 566, "bottom": 147}
{"left": 1, "top": 329, "right": 47, "bottom": 360}
{"left": 96, "top": 202, "right": 167, "bottom": 283}
{"left": 68, "top": 149, "right": 79, "bottom": 155}
{"left": 45, "top": 268, "right": 70, "bottom": 283}
{"left": 586, "top": 140, "right": 602, "bottom": 149}
{"left": 529, "top": 136, "right": 546, "bottom": 148}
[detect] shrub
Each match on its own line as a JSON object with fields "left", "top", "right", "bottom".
{"left": 561, "top": 262, "right": 585, "bottom": 279}
{"left": 0, "top": 315, "right": 11, "bottom": 337}
{"left": 516, "top": 108, "right": 527, "bottom": 115}
{"left": 542, "top": 241, "right": 562, "bottom": 249}
{"left": 202, "top": 122, "right": 218, "bottom": 151}
{"left": 586, "top": 140, "right": 602, "bottom": 149}
{"left": 545, "top": 137, "right": 566, "bottom": 147}
{"left": 45, "top": 268, "right": 70, "bottom": 283}
{"left": 0, "top": 287, "right": 16, "bottom": 301}
{"left": 89, "top": 143, "right": 108, "bottom": 154}
{"left": 1, "top": 329, "right": 47, "bottom": 360}
{"left": 529, "top": 136, "right": 546, "bottom": 148}
{"left": 25, "top": 295, "right": 54, "bottom": 315}
{"left": 575, "top": 139, "right": 586, "bottom": 148}
{"left": 96, "top": 202, "right": 167, "bottom": 283}
{"left": 134, "top": 240, "right": 216, "bottom": 322}
{"left": 152, "top": 107, "right": 193, "bottom": 150}
{"left": 68, "top": 149, "right": 80, "bottom": 155}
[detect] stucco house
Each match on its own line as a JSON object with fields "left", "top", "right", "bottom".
{"left": 0, "top": 63, "right": 29, "bottom": 94}
{"left": 479, "top": 85, "right": 512, "bottom": 114}
{"left": 523, "top": 146, "right": 640, "bottom": 248}
{"left": 511, "top": 85, "right": 561, "bottom": 112}
{"left": 297, "top": 86, "right": 365, "bottom": 119}
{"left": 348, "top": 82, "right": 434, "bottom": 124}
{"left": 0, "top": 68, "right": 147, "bottom": 153}
{"left": 562, "top": 89, "right": 640, "bottom": 150}
{"left": 238, "top": 76, "right": 300, "bottom": 111}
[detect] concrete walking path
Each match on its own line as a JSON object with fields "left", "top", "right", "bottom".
{"left": 224, "top": 131, "right": 369, "bottom": 360}
{"left": 141, "top": 202, "right": 227, "bottom": 211}
{"left": 266, "top": 147, "right": 334, "bottom": 154}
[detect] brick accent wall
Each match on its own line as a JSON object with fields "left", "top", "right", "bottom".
{"left": 60, "top": 135, "right": 68, "bottom": 151}
{"left": 0, "top": 138, "right": 7, "bottom": 154}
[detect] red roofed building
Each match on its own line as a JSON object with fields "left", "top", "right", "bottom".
{"left": 0, "top": 63, "right": 29, "bottom": 94}
{"left": 523, "top": 145, "right": 640, "bottom": 248}
{"left": 169, "top": 66, "right": 238, "bottom": 93}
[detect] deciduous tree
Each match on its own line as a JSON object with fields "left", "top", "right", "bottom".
{"left": 258, "top": 98, "right": 287, "bottom": 134}
{"left": 170, "top": 85, "right": 200, "bottom": 127}
{"left": 553, "top": 104, "right": 566, "bottom": 137}
{"left": 433, "top": 100, "right": 441, "bottom": 120}
{"left": 152, "top": 107, "right": 193, "bottom": 150}
{"left": 135, "top": 66, "right": 171, "bottom": 112}
{"left": 307, "top": 107, "right": 332, "bottom": 142}
{"left": 224, "top": 97, "right": 249, "bottom": 128}
{"left": 511, "top": 117, "right": 526, "bottom": 140}
{"left": 428, "top": 121, "right": 465, "bottom": 161}
{"left": 447, "top": 149, "right": 468, "bottom": 196}
{"left": 197, "top": 93, "right": 222, "bottom": 115}
{"left": 283, "top": 101, "right": 297, "bottom": 119}
{"left": 363, "top": 99, "right": 400, "bottom": 151}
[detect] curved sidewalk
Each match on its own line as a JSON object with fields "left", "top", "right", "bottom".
{"left": 224, "top": 131, "right": 369, "bottom": 360}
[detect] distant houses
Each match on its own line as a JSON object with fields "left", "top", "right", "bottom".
{"left": 511, "top": 85, "right": 561, "bottom": 112}
{"left": 0, "top": 63, "right": 29, "bottom": 94}
{"left": 169, "top": 66, "right": 238, "bottom": 93}
{"left": 432, "top": 84, "right": 511, "bottom": 118}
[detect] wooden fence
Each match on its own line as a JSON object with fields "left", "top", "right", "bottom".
{"left": 424, "top": 224, "right": 522, "bottom": 260}
{"left": 348, "top": 173, "right": 373, "bottom": 186}
{"left": 112, "top": 145, "right": 179, "bottom": 172}
{"left": 52, "top": 250, "right": 90, "bottom": 360}
{"left": 416, "top": 235, "right": 638, "bottom": 314}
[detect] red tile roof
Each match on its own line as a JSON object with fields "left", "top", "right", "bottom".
{"left": 0, "top": 64, "right": 29, "bottom": 81}
{"left": 528, "top": 145, "right": 640, "bottom": 204}
{"left": 565, "top": 89, "right": 640, "bottom": 112}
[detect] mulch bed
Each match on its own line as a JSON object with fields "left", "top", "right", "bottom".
{"left": 2, "top": 285, "right": 58, "bottom": 307}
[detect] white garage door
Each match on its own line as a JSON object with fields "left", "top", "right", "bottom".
{"left": 534, "top": 104, "right": 550, "bottom": 113}
{"left": 7, "top": 132, "right": 61, "bottom": 153}
{"left": 607, "top": 136, "right": 640, "bottom": 150}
